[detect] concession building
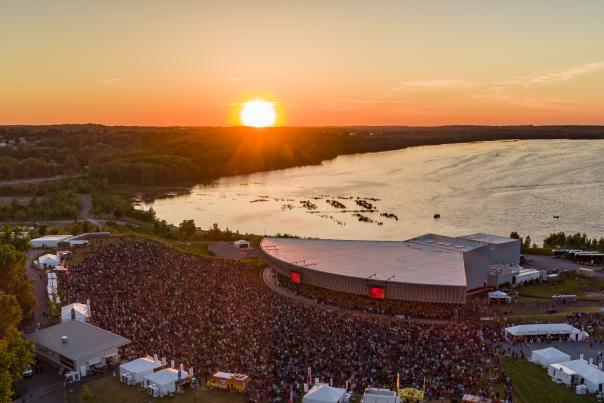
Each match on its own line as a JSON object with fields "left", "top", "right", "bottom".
{"left": 27, "top": 320, "right": 130, "bottom": 377}
{"left": 260, "top": 233, "right": 520, "bottom": 304}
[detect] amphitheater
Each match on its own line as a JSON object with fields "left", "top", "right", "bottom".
{"left": 260, "top": 233, "right": 520, "bottom": 304}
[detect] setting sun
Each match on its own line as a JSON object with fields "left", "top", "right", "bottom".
{"left": 240, "top": 99, "right": 277, "bottom": 127}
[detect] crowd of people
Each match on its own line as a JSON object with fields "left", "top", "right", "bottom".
{"left": 59, "top": 238, "right": 509, "bottom": 401}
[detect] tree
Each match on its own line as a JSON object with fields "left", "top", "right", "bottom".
{"left": 38, "top": 224, "right": 48, "bottom": 237}
{"left": 509, "top": 231, "right": 520, "bottom": 240}
{"left": 0, "top": 292, "right": 34, "bottom": 403}
{"left": 209, "top": 223, "right": 221, "bottom": 241}
{"left": 179, "top": 219, "right": 196, "bottom": 237}
{"left": 523, "top": 235, "right": 532, "bottom": 249}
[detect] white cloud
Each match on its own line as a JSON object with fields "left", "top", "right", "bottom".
{"left": 498, "top": 61, "right": 604, "bottom": 88}
{"left": 395, "top": 79, "right": 475, "bottom": 91}
{"left": 103, "top": 77, "right": 124, "bottom": 86}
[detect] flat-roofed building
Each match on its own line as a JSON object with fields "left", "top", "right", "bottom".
{"left": 27, "top": 320, "right": 130, "bottom": 377}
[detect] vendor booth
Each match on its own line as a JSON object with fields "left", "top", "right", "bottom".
{"left": 144, "top": 367, "right": 189, "bottom": 397}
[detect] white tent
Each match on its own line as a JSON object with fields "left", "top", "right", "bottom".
{"left": 549, "top": 358, "right": 604, "bottom": 393}
{"left": 505, "top": 323, "right": 588, "bottom": 341}
{"left": 234, "top": 240, "right": 250, "bottom": 249}
{"left": 488, "top": 291, "right": 511, "bottom": 302}
{"left": 36, "top": 254, "right": 61, "bottom": 269}
{"left": 144, "top": 368, "right": 188, "bottom": 397}
{"left": 120, "top": 356, "right": 163, "bottom": 385}
{"left": 530, "top": 347, "right": 571, "bottom": 368}
{"left": 303, "top": 383, "right": 346, "bottom": 403}
{"left": 61, "top": 303, "right": 90, "bottom": 323}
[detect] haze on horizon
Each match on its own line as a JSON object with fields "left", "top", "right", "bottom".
{"left": 1, "top": 0, "right": 604, "bottom": 126}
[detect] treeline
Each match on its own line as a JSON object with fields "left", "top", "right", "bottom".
{"left": 1, "top": 125, "right": 603, "bottom": 185}
{"left": 0, "top": 157, "right": 64, "bottom": 180}
{"left": 91, "top": 189, "right": 156, "bottom": 222}
{"left": 0, "top": 239, "right": 35, "bottom": 401}
{"left": 0, "top": 191, "right": 80, "bottom": 221}
{"left": 543, "top": 232, "right": 604, "bottom": 252}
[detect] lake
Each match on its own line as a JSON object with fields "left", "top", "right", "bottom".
{"left": 139, "top": 140, "right": 604, "bottom": 243}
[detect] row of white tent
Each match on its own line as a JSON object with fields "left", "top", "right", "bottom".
{"left": 505, "top": 323, "right": 588, "bottom": 341}
{"left": 531, "top": 347, "right": 604, "bottom": 394}
{"left": 119, "top": 356, "right": 191, "bottom": 398}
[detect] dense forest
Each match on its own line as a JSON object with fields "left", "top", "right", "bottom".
{"left": 0, "top": 235, "right": 35, "bottom": 401}
{"left": 0, "top": 125, "right": 603, "bottom": 186}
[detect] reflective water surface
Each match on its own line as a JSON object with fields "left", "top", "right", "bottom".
{"left": 141, "top": 140, "right": 604, "bottom": 243}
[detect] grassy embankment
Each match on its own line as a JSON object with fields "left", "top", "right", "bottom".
{"left": 518, "top": 277, "right": 604, "bottom": 300}
{"left": 501, "top": 358, "right": 597, "bottom": 403}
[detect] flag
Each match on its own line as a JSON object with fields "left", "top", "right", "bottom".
{"left": 307, "top": 367, "right": 312, "bottom": 385}
{"left": 396, "top": 373, "right": 400, "bottom": 392}
{"left": 289, "top": 384, "right": 294, "bottom": 403}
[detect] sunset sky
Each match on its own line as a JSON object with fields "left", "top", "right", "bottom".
{"left": 1, "top": 1, "right": 604, "bottom": 126}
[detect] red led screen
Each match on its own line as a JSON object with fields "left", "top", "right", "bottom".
{"left": 369, "top": 287, "right": 385, "bottom": 299}
{"left": 290, "top": 271, "right": 301, "bottom": 283}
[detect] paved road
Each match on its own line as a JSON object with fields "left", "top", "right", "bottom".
{"left": 524, "top": 254, "right": 596, "bottom": 272}
{"left": 0, "top": 174, "right": 80, "bottom": 187}
{"left": 24, "top": 250, "right": 49, "bottom": 333}
{"left": 209, "top": 242, "right": 259, "bottom": 260}
{"left": 78, "top": 194, "right": 103, "bottom": 227}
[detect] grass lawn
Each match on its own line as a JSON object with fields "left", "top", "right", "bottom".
{"left": 517, "top": 277, "right": 604, "bottom": 299}
{"left": 82, "top": 376, "right": 244, "bottom": 403}
{"left": 170, "top": 241, "right": 214, "bottom": 257}
{"left": 502, "top": 358, "right": 598, "bottom": 403}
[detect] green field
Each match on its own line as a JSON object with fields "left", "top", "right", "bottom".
{"left": 517, "top": 277, "right": 604, "bottom": 300}
{"left": 502, "top": 358, "right": 597, "bottom": 403}
{"left": 82, "top": 377, "right": 244, "bottom": 403}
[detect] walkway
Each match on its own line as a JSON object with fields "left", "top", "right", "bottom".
{"left": 261, "top": 267, "right": 451, "bottom": 325}
{"left": 25, "top": 250, "right": 49, "bottom": 332}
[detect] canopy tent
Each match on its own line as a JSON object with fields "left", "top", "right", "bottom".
{"left": 303, "top": 384, "right": 346, "bottom": 403}
{"left": 61, "top": 303, "right": 90, "bottom": 323}
{"left": 144, "top": 368, "right": 188, "bottom": 397}
{"left": 505, "top": 323, "right": 588, "bottom": 341}
{"left": 530, "top": 347, "right": 571, "bottom": 368}
{"left": 120, "top": 356, "right": 163, "bottom": 385}
{"left": 488, "top": 291, "right": 511, "bottom": 302}
{"left": 36, "top": 254, "right": 61, "bottom": 269}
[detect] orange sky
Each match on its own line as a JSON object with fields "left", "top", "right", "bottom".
{"left": 1, "top": 1, "right": 604, "bottom": 126}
